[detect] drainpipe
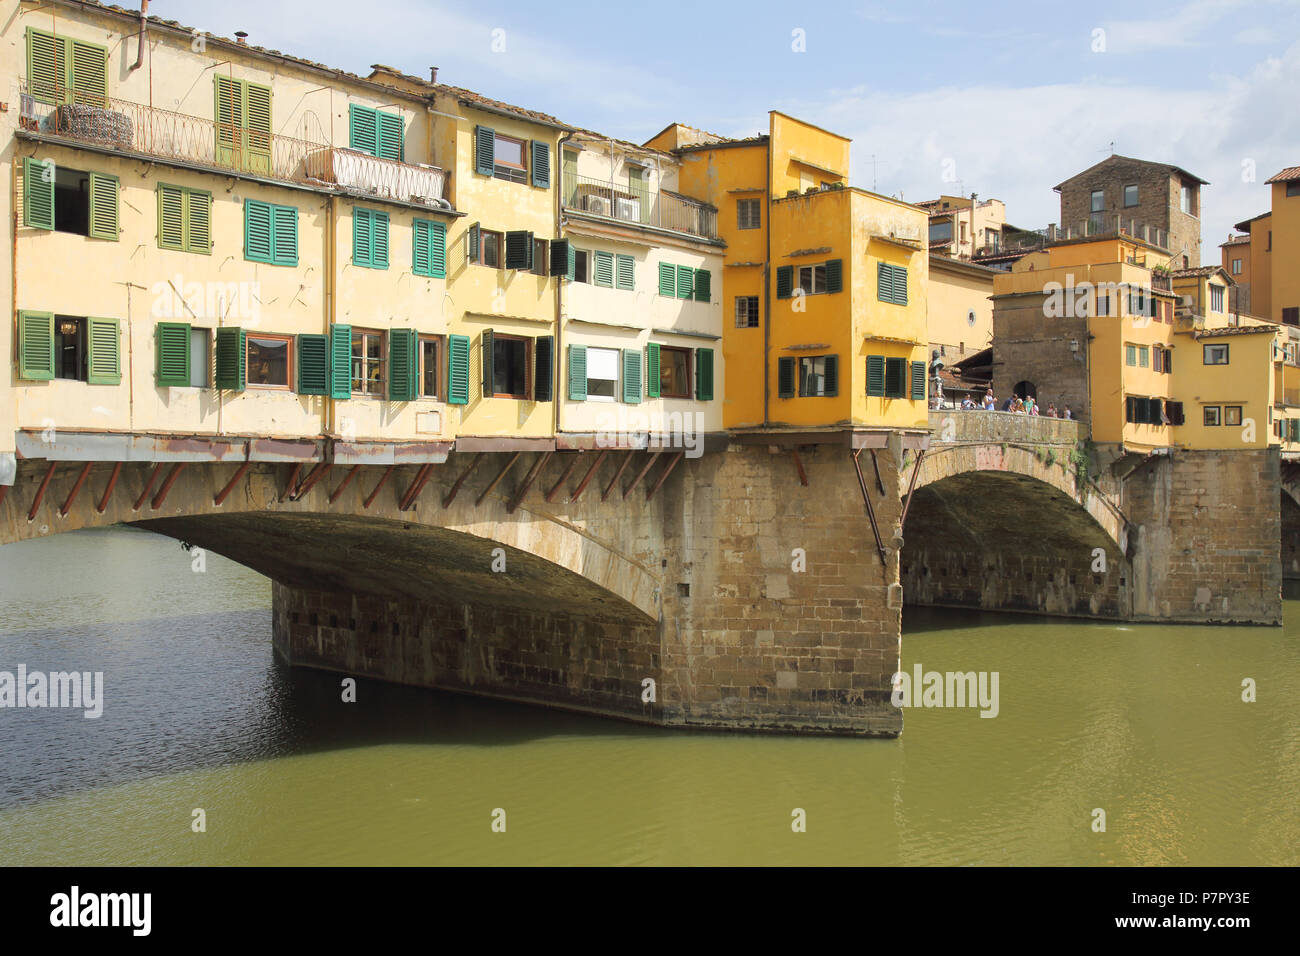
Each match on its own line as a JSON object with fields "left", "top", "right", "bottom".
{"left": 325, "top": 194, "right": 337, "bottom": 437}
{"left": 555, "top": 131, "right": 574, "bottom": 441}
{"left": 129, "top": 0, "right": 149, "bottom": 73}
{"left": 763, "top": 140, "right": 772, "bottom": 427}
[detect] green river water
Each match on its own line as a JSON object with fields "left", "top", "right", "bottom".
{"left": 0, "top": 526, "right": 1296, "bottom": 866}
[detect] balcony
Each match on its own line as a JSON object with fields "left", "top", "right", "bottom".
{"left": 17, "top": 84, "right": 449, "bottom": 210}
{"left": 1151, "top": 271, "right": 1173, "bottom": 292}
{"left": 562, "top": 173, "right": 718, "bottom": 240}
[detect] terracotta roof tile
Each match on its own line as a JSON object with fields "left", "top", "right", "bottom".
{"left": 1265, "top": 166, "right": 1300, "bottom": 184}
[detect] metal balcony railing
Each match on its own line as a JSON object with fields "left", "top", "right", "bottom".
{"left": 1151, "top": 272, "right": 1173, "bottom": 292}
{"left": 563, "top": 173, "right": 718, "bottom": 240}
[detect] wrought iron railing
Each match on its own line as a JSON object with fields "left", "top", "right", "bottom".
{"left": 562, "top": 173, "right": 718, "bottom": 239}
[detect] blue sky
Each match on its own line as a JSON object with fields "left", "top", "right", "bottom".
{"left": 164, "top": 0, "right": 1300, "bottom": 251}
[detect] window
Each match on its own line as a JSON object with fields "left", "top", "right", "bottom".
{"left": 1138, "top": 345, "right": 1150, "bottom": 368}
{"left": 26, "top": 28, "right": 107, "bottom": 107}
{"left": 1097, "top": 291, "right": 1111, "bottom": 317}
{"left": 594, "top": 250, "right": 615, "bottom": 288}
{"left": 735, "top": 296, "right": 760, "bottom": 328}
{"left": 1090, "top": 189, "right": 1104, "bottom": 213}
{"left": 884, "top": 356, "right": 907, "bottom": 398}
{"left": 1284, "top": 307, "right": 1300, "bottom": 325}
{"left": 1166, "top": 401, "right": 1185, "bottom": 426}
{"left": 245, "top": 200, "right": 298, "bottom": 266}
{"left": 1209, "top": 285, "right": 1225, "bottom": 312}
{"left": 474, "top": 126, "right": 543, "bottom": 186}
{"left": 158, "top": 184, "right": 212, "bottom": 254}
{"left": 531, "top": 238, "right": 549, "bottom": 276}
{"left": 488, "top": 332, "right": 531, "bottom": 399}
{"left": 1180, "top": 185, "right": 1196, "bottom": 216}
{"left": 1123, "top": 184, "right": 1138, "bottom": 207}
{"left": 659, "top": 263, "right": 713, "bottom": 300}
{"left": 351, "top": 329, "right": 385, "bottom": 396}
{"left": 877, "top": 262, "right": 907, "bottom": 305}
{"left": 412, "top": 219, "right": 447, "bottom": 278}
{"left": 737, "top": 199, "right": 761, "bottom": 230}
{"left": 1204, "top": 405, "right": 1221, "bottom": 426}
{"left": 352, "top": 208, "right": 389, "bottom": 269}
{"left": 155, "top": 322, "right": 211, "bottom": 387}
{"left": 659, "top": 346, "right": 691, "bottom": 398}
{"left": 1225, "top": 405, "right": 1243, "bottom": 426}
{"left": 214, "top": 76, "right": 272, "bottom": 175}
{"left": 480, "top": 229, "right": 503, "bottom": 268}
{"left": 615, "top": 254, "right": 635, "bottom": 290}
{"left": 798, "top": 263, "right": 826, "bottom": 295}
{"left": 1203, "top": 343, "right": 1229, "bottom": 365}
{"left": 22, "top": 159, "right": 118, "bottom": 240}
{"left": 1288, "top": 182, "right": 1300, "bottom": 198}
{"left": 929, "top": 220, "right": 953, "bottom": 243}
{"left": 1126, "top": 396, "right": 1164, "bottom": 425}
{"left": 573, "top": 249, "right": 590, "bottom": 283}
{"left": 190, "top": 328, "right": 210, "bottom": 388}
{"left": 348, "top": 104, "right": 404, "bottom": 161}
{"left": 419, "top": 335, "right": 441, "bottom": 399}
{"left": 17, "top": 312, "right": 119, "bottom": 384}
{"left": 54, "top": 317, "right": 86, "bottom": 381}
{"left": 585, "top": 347, "right": 619, "bottom": 402}
{"left": 1231, "top": 258, "right": 1243, "bottom": 275}
{"left": 246, "top": 334, "right": 291, "bottom": 388}
{"left": 1126, "top": 344, "right": 1137, "bottom": 367}
{"left": 798, "top": 355, "right": 838, "bottom": 397}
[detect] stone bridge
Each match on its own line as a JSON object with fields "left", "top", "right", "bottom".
{"left": 0, "top": 414, "right": 1283, "bottom": 738}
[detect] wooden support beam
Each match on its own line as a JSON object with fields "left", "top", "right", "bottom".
{"left": 601, "top": 451, "right": 634, "bottom": 502}
{"left": 132, "top": 463, "right": 164, "bottom": 511}
{"left": 476, "top": 453, "right": 521, "bottom": 507}
{"left": 569, "top": 450, "right": 607, "bottom": 502}
{"left": 900, "top": 449, "right": 926, "bottom": 529}
{"left": 58, "top": 462, "right": 93, "bottom": 517}
{"left": 291, "top": 461, "right": 332, "bottom": 501}
{"left": 28, "top": 462, "right": 58, "bottom": 521}
{"left": 328, "top": 465, "right": 361, "bottom": 504}
{"left": 852, "top": 450, "right": 887, "bottom": 567}
{"left": 646, "top": 451, "right": 683, "bottom": 501}
{"left": 442, "top": 453, "right": 483, "bottom": 508}
{"left": 363, "top": 465, "right": 395, "bottom": 509}
{"left": 150, "top": 463, "right": 187, "bottom": 511}
{"left": 213, "top": 461, "right": 251, "bottom": 506}
{"left": 791, "top": 449, "right": 809, "bottom": 487}
{"left": 280, "top": 462, "right": 303, "bottom": 503}
{"left": 507, "top": 452, "right": 552, "bottom": 514}
{"left": 622, "top": 452, "right": 657, "bottom": 500}
{"left": 95, "top": 462, "right": 122, "bottom": 514}
{"left": 545, "top": 451, "right": 582, "bottom": 503}
{"left": 398, "top": 463, "right": 434, "bottom": 511}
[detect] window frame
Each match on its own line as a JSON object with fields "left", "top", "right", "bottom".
{"left": 1224, "top": 405, "right": 1243, "bottom": 426}
{"left": 798, "top": 355, "right": 834, "bottom": 397}
{"left": 797, "top": 263, "right": 827, "bottom": 296}
{"left": 493, "top": 133, "right": 528, "bottom": 184}
{"left": 1203, "top": 405, "right": 1221, "bottom": 426}
{"left": 1123, "top": 184, "right": 1138, "bottom": 207}
{"left": 245, "top": 332, "right": 293, "bottom": 390}
{"left": 737, "top": 198, "right": 761, "bottom": 230}
{"left": 351, "top": 327, "right": 386, "bottom": 397}
{"left": 490, "top": 332, "right": 532, "bottom": 400}
{"left": 659, "top": 345, "right": 692, "bottom": 399}
{"left": 735, "top": 296, "right": 760, "bottom": 329}
{"left": 1203, "top": 343, "right": 1229, "bottom": 365}
{"left": 480, "top": 229, "right": 504, "bottom": 269}
{"left": 584, "top": 346, "right": 620, "bottom": 403}
{"left": 1090, "top": 189, "right": 1104, "bottom": 213}
{"left": 1210, "top": 285, "right": 1225, "bottom": 313}
{"left": 190, "top": 327, "right": 211, "bottom": 388}
{"left": 419, "top": 333, "right": 443, "bottom": 400}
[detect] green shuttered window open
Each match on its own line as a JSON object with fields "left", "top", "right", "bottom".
{"left": 534, "top": 336, "right": 554, "bottom": 402}
{"left": 910, "top": 361, "right": 927, "bottom": 401}
{"left": 568, "top": 345, "right": 587, "bottom": 401}
{"left": 866, "top": 355, "right": 886, "bottom": 396}
{"left": 776, "top": 265, "right": 793, "bottom": 299}
{"left": 658, "top": 263, "right": 676, "bottom": 297}
{"left": 296, "top": 333, "right": 330, "bottom": 395}
{"left": 695, "top": 348, "right": 714, "bottom": 401}
{"left": 447, "top": 334, "right": 470, "bottom": 404}
{"left": 549, "top": 239, "right": 571, "bottom": 278}
{"left": 413, "top": 219, "right": 447, "bottom": 278}
{"left": 388, "top": 328, "right": 418, "bottom": 401}
{"left": 825, "top": 258, "right": 843, "bottom": 294}
{"left": 155, "top": 322, "right": 191, "bottom": 387}
{"left": 18, "top": 311, "right": 55, "bottom": 381}
{"left": 475, "top": 126, "right": 496, "bottom": 176}
{"left": 87, "top": 318, "right": 121, "bottom": 385}
{"left": 693, "top": 269, "right": 711, "bottom": 303}
{"left": 88, "top": 173, "right": 118, "bottom": 240}
{"left": 622, "top": 349, "right": 642, "bottom": 404}
{"left": 505, "top": 231, "right": 534, "bottom": 271}
{"left": 214, "top": 76, "right": 272, "bottom": 175}
{"left": 23, "top": 158, "right": 54, "bottom": 230}
{"left": 645, "top": 343, "right": 661, "bottom": 398}
{"left": 349, "top": 104, "right": 404, "bottom": 161}
{"left": 594, "top": 250, "right": 614, "bottom": 288}
{"left": 329, "top": 325, "right": 352, "bottom": 399}
{"left": 530, "top": 141, "right": 550, "bottom": 189}
{"left": 215, "top": 327, "right": 246, "bottom": 391}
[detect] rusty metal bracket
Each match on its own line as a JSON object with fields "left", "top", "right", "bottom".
{"left": 280, "top": 462, "right": 303, "bottom": 503}
{"left": 869, "top": 448, "right": 886, "bottom": 495}
{"left": 58, "top": 462, "right": 93, "bottom": 517}
{"left": 476, "top": 453, "right": 521, "bottom": 507}
{"left": 442, "top": 453, "right": 483, "bottom": 508}
{"left": 852, "top": 450, "right": 887, "bottom": 567}
{"left": 363, "top": 465, "right": 396, "bottom": 509}
{"left": 601, "top": 451, "right": 635, "bottom": 502}
{"left": 570, "top": 450, "right": 607, "bottom": 502}
{"left": 791, "top": 449, "right": 809, "bottom": 487}
{"left": 328, "top": 465, "right": 361, "bottom": 505}
{"left": 622, "top": 453, "right": 658, "bottom": 500}
{"left": 291, "top": 461, "right": 332, "bottom": 501}
{"left": 646, "top": 451, "right": 683, "bottom": 501}
{"left": 213, "top": 461, "right": 250, "bottom": 506}
{"left": 398, "top": 463, "right": 434, "bottom": 511}
{"left": 132, "top": 463, "right": 164, "bottom": 511}
{"left": 900, "top": 449, "right": 925, "bottom": 529}
{"left": 545, "top": 451, "right": 582, "bottom": 503}
{"left": 150, "top": 463, "right": 187, "bottom": 511}
{"left": 508, "top": 452, "right": 551, "bottom": 513}
{"left": 28, "top": 462, "right": 57, "bottom": 521}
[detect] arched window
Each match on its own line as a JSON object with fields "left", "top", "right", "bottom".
{"left": 1013, "top": 380, "right": 1037, "bottom": 400}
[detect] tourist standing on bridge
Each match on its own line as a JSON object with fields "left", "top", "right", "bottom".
{"left": 1046, "top": 402, "right": 1058, "bottom": 418}
{"left": 1062, "top": 405, "right": 1073, "bottom": 420}
{"left": 983, "top": 389, "right": 996, "bottom": 410}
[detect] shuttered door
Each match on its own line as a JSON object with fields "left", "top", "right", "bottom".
{"left": 17, "top": 311, "right": 55, "bottom": 381}
{"left": 69, "top": 40, "right": 107, "bottom": 107}
{"left": 86, "top": 318, "right": 121, "bottom": 385}
{"left": 296, "top": 333, "right": 330, "bottom": 395}
{"left": 242, "top": 82, "right": 273, "bottom": 175}
{"left": 349, "top": 104, "right": 379, "bottom": 155}
{"left": 378, "top": 112, "right": 405, "bottom": 162}
{"left": 155, "top": 322, "right": 192, "bottom": 387}
{"left": 27, "top": 29, "right": 65, "bottom": 106}
{"left": 214, "top": 75, "right": 244, "bottom": 168}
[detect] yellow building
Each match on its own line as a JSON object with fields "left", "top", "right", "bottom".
{"left": 927, "top": 255, "right": 995, "bottom": 363}
{"left": 1263, "top": 167, "right": 1300, "bottom": 329}
{"left": 646, "top": 113, "right": 929, "bottom": 434}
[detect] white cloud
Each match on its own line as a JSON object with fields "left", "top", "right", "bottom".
{"left": 1102, "top": 0, "right": 1251, "bottom": 53}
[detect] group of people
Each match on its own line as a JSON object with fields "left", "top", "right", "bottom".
{"left": 959, "top": 388, "right": 1072, "bottom": 419}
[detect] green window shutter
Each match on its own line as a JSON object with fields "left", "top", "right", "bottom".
{"left": 481, "top": 329, "right": 495, "bottom": 396}
{"left": 866, "top": 355, "right": 886, "bottom": 396}
{"left": 534, "top": 335, "right": 554, "bottom": 402}
{"left": 776, "top": 265, "right": 793, "bottom": 299}
{"left": 693, "top": 269, "right": 711, "bottom": 303}
{"left": 17, "top": 311, "right": 54, "bottom": 381}
{"left": 215, "top": 327, "right": 246, "bottom": 391}
{"left": 447, "top": 334, "right": 470, "bottom": 405}
{"left": 413, "top": 220, "right": 431, "bottom": 276}
{"left": 372, "top": 211, "right": 389, "bottom": 268}
{"left": 427, "top": 220, "right": 446, "bottom": 278}
{"left": 530, "top": 141, "right": 550, "bottom": 188}
{"left": 69, "top": 39, "right": 107, "bottom": 106}
{"left": 825, "top": 258, "right": 843, "bottom": 294}
{"left": 155, "top": 322, "right": 192, "bottom": 387}
{"left": 271, "top": 205, "right": 298, "bottom": 265}
{"left": 475, "top": 125, "right": 496, "bottom": 176}
{"left": 378, "top": 111, "right": 405, "bottom": 161}
{"left": 777, "top": 357, "right": 795, "bottom": 398}
{"left": 23, "top": 158, "right": 54, "bottom": 230}
{"left": 86, "top": 318, "right": 121, "bottom": 385}
{"left": 676, "top": 265, "right": 694, "bottom": 300}
{"left": 186, "top": 190, "right": 212, "bottom": 253}
{"left": 349, "top": 104, "right": 379, "bottom": 155}
{"left": 823, "top": 355, "right": 838, "bottom": 397}
{"left": 467, "top": 222, "right": 480, "bottom": 264}
{"left": 877, "top": 262, "right": 893, "bottom": 303}
{"left": 568, "top": 345, "right": 588, "bottom": 400}
{"left": 616, "top": 254, "right": 635, "bottom": 291}
{"left": 296, "top": 333, "right": 330, "bottom": 395}
{"left": 594, "top": 250, "right": 614, "bottom": 287}
{"left": 645, "top": 343, "right": 661, "bottom": 398}
{"left": 893, "top": 265, "right": 909, "bottom": 305}
{"left": 695, "top": 348, "right": 714, "bottom": 401}
{"left": 885, "top": 356, "right": 907, "bottom": 398}
{"left": 214, "top": 74, "right": 242, "bottom": 167}
{"left": 567, "top": 243, "right": 576, "bottom": 281}
{"left": 622, "top": 349, "right": 642, "bottom": 404}
{"left": 388, "top": 328, "right": 417, "bottom": 401}
{"left": 329, "top": 324, "right": 352, "bottom": 399}
{"left": 549, "top": 239, "right": 570, "bottom": 277}
{"left": 87, "top": 173, "right": 118, "bottom": 240}
{"left": 244, "top": 200, "right": 273, "bottom": 262}
{"left": 242, "top": 82, "right": 273, "bottom": 174}
{"left": 353, "top": 208, "right": 372, "bottom": 267}
{"left": 27, "top": 29, "right": 65, "bottom": 106}
{"left": 910, "top": 360, "right": 927, "bottom": 400}
{"left": 506, "top": 231, "right": 533, "bottom": 270}
{"left": 659, "top": 262, "right": 676, "bottom": 296}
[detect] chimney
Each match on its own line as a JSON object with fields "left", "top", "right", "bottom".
{"left": 429, "top": 66, "right": 439, "bottom": 84}
{"left": 234, "top": 31, "right": 248, "bottom": 44}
